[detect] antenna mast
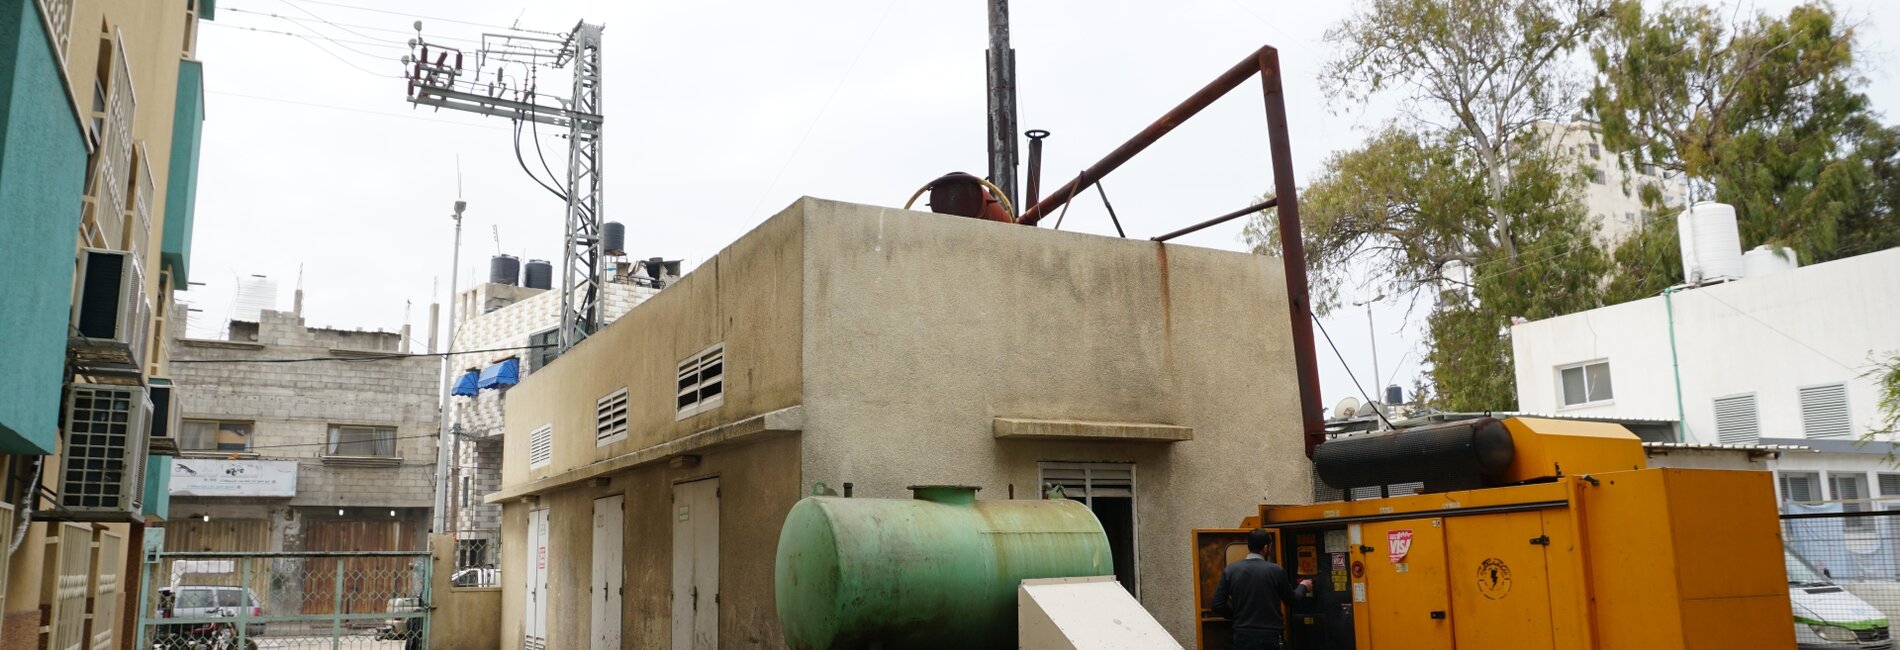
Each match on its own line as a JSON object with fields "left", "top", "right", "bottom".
{"left": 406, "top": 21, "right": 606, "bottom": 354}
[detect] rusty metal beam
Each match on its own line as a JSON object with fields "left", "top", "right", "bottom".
{"left": 1017, "top": 44, "right": 1325, "bottom": 457}
{"left": 1149, "top": 198, "right": 1276, "bottom": 243}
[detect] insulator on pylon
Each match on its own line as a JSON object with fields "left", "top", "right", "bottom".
{"left": 455, "top": 53, "right": 463, "bottom": 71}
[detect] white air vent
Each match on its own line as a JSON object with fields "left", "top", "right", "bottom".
{"left": 58, "top": 384, "right": 150, "bottom": 520}
{"left": 529, "top": 424, "right": 553, "bottom": 469}
{"left": 675, "top": 343, "right": 725, "bottom": 419}
{"left": 595, "top": 387, "right": 628, "bottom": 446}
{"left": 1800, "top": 383, "right": 1852, "bottom": 439}
{"left": 1713, "top": 394, "right": 1760, "bottom": 444}
{"left": 69, "top": 248, "right": 150, "bottom": 372}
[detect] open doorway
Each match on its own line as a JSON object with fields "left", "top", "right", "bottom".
{"left": 1040, "top": 462, "right": 1138, "bottom": 597}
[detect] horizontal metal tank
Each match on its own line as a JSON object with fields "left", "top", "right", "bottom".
{"left": 775, "top": 485, "right": 1112, "bottom": 649}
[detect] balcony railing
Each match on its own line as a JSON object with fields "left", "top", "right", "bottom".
{"left": 36, "top": 0, "right": 73, "bottom": 59}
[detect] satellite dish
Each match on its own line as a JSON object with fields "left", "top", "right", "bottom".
{"left": 1333, "top": 397, "right": 1361, "bottom": 420}
{"left": 1355, "top": 401, "right": 1382, "bottom": 418}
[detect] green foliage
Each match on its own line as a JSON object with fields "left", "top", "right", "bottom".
{"left": 1865, "top": 353, "right": 1900, "bottom": 439}
{"left": 1592, "top": 1, "right": 1899, "bottom": 288}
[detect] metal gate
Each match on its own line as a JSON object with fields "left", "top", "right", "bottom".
{"left": 136, "top": 545, "right": 430, "bottom": 649}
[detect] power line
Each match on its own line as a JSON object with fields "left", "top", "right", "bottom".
{"left": 172, "top": 343, "right": 551, "bottom": 364}
{"left": 747, "top": 0, "right": 898, "bottom": 219}
{"left": 207, "top": 90, "right": 513, "bottom": 132}
{"left": 1313, "top": 314, "right": 1397, "bottom": 429}
{"left": 226, "top": 5, "right": 483, "bottom": 44}
{"left": 208, "top": 20, "right": 403, "bottom": 51}
{"left": 1693, "top": 290, "right": 1861, "bottom": 371}
{"left": 276, "top": 0, "right": 564, "bottom": 35}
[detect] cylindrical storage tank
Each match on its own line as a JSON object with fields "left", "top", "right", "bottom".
{"left": 1314, "top": 418, "right": 1514, "bottom": 492}
{"left": 1677, "top": 202, "right": 1744, "bottom": 282}
{"left": 775, "top": 485, "right": 1111, "bottom": 649}
{"left": 601, "top": 221, "right": 626, "bottom": 256}
{"left": 523, "top": 259, "right": 553, "bottom": 290}
{"left": 1384, "top": 384, "right": 1403, "bottom": 405}
{"left": 1742, "top": 245, "right": 1798, "bottom": 278}
{"left": 488, "top": 254, "right": 520, "bottom": 286}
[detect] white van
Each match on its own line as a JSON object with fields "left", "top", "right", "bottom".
{"left": 1789, "top": 548, "right": 1894, "bottom": 649}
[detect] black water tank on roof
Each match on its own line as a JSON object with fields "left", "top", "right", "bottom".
{"left": 489, "top": 254, "right": 520, "bottom": 286}
{"left": 602, "top": 222, "right": 626, "bottom": 256}
{"left": 524, "top": 259, "right": 553, "bottom": 289}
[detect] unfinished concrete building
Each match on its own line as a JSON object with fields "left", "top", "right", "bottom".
{"left": 488, "top": 198, "right": 1308, "bottom": 648}
{"left": 167, "top": 303, "right": 437, "bottom": 556}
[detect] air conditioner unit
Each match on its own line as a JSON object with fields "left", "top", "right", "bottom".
{"left": 147, "top": 380, "right": 181, "bottom": 455}
{"left": 58, "top": 384, "right": 151, "bottom": 521}
{"left": 69, "top": 248, "right": 151, "bottom": 372}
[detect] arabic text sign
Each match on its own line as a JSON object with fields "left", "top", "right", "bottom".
{"left": 169, "top": 458, "right": 297, "bottom": 497}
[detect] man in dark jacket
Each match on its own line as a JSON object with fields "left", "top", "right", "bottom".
{"left": 1211, "top": 528, "right": 1312, "bottom": 650}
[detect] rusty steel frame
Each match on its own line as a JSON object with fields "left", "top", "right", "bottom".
{"left": 1017, "top": 45, "right": 1324, "bottom": 457}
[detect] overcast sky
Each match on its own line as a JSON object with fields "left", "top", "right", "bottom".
{"left": 185, "top": 0, "right": 1900, "bottom": 410}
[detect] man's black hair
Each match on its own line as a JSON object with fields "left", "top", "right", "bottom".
{"left": 1247, "top": 528, "right": 1272, "bottom": 554}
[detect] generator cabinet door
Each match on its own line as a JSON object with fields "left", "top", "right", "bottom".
{"left": 1359, "top": 518, "right": 1452, "bottom": 650}
{"left": 1193, "top": 527, "right": 1276, "bottom": 650}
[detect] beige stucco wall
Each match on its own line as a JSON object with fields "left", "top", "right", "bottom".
{"left": 496, "top": 434, "right": 800, "bottom": 650}
{"left": 795, "top": 199, "right": 1308, "bottom": 641}
{"left": 428, "top": 534, "right": 500, "bottom": 650}
{"left": 499, "top": 204, "right": 805, "bottom": 485}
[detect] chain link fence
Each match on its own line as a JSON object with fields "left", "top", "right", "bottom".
{"left": 141, "top": 551, "right": 430, "bottom": 649}
{"left": 1782, "top": 502, "right": 1900, "bottom": 648}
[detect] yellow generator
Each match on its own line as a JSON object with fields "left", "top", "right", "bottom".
{"left": 1193, "top": 417, "right": 1796, "bottom": 650}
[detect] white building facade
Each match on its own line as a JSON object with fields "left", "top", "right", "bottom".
{"left": 1539, "top": 121, "right": 1687, "bottom": 245}
{"left": 1511, "top": 248, "right": 1900, "bottom": 505}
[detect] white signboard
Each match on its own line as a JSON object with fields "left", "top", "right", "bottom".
{"left": 169, "top": 458, "right": 298, "bottom": 497}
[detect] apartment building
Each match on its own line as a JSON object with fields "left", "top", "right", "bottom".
{"left": 1539, "top": 121, "right": 1688, "bottom": 245}
{"left": 166, "top": 301, "right": 437, "bottom": 557}
{"left": 0, "top": 0, "right": 210, "bottom": 647}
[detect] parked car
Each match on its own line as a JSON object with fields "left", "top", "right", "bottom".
{"left": 376, "top": 596, "right": 424, "bottom": 642}
{"left": 1789, "top": 548, "right": 1894, "bottom": 649}
{"left": 450, "top": 567, "right": 499, "bottom": 587}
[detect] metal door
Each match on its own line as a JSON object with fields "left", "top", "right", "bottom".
{"left": 1445, "top": 512, "right": 1555, "bottom": 650}
{"left": 1360, "top": 518, "right": 1451, "bottom": 649}
{"left": 525, "top": 508, "right": 549, "bottom": 650}
{"left": 672, "top": 478, "right": 719, "bottom": 650}
{"left": 592, "top": 495, "right": 624, "bottom": 650}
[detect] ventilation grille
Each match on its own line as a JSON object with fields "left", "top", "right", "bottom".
{"left": 675, "top": 343, "right": 725, "bottom": 418}
{"left": 1713, "top": 394, "right": 1760, "bottom": 444}
{"left": 1800, "top": 383, "right": 1852, "bottom": 439}
{"left": 595, "top": 388, "right": 629, "bottom": 446}
{"left": 58, "top": 384, "right": 149, "bottom": 519}
{"left": 528, "top": 424, "right": 553, "bottom": 469}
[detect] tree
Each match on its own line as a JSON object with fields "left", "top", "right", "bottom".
{"left": 1247, "top": 0, "right": 1611, "bottom": 409}
{"left": 1870, "top": 353, "right": 1900, "bottom": 438}
{"left": 1590, "top": 1, "right": 1899, "bottom": 291}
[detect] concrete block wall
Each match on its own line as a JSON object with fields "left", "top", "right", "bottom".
{"left": 171, "top": 309, "right": 440, "bottom": 526}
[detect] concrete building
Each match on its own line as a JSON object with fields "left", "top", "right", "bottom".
{"left": 1539, "top": 121, "right": 1687, "bottom": 245}
{"left": 441, "top": 276, "right": 658, "bottom": 562}
{"left": 166, "top": 304, "right": 437, "bottom": 557}
{"left": 0, "top": 0, "right": 211, "bottom": 646}
{"left": 1511, "top": 247, "right": 1900, "bottom": 509}
{"left": 485, "top": 198, "right": 1309, "bottom": 648}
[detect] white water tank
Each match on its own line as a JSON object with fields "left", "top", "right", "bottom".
{"left": 1677, "top": 202, "right": 1744, "bottom": 282}
{"left": 1742, "top": 245, "right": 1799, "bottom": 277}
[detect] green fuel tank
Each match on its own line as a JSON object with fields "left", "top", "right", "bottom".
{"left": 774, "top": 485, "right": 1112, "bottom": 649}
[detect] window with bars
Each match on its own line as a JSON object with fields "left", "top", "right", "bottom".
{"left": 676, "top": 343, "right": 725, "bottom": 419}
{"left": 527, "top": 329, "right": 560, "bottom": 374}
{"left": 1800, "top": 383, "right": 1852, "bottom": 439}
{"left": 1713, "top": 394, "right": 1760, "bottom": 444}
{"left": 1558, "top": 360, "right": 1614, "bottom": 407}
{"left": 1831, "top": 472, "right": 1872, "bottom": 531}
{"left": 596, "top": 387, "right": 629, "bottom": 446}
{"left": 1041, "top": 462, "right": 1139, "bottom": 596}
{"left": 326, "top": 425, "right": 396, "bottom": 457}
{"left": 529, "top": 424, "right": 553, "bottom": 469}
{"left": 1881, "top": 474, "right": 1900, "bottom": 499}
{"left": 181, "top": 419, "right": 252, "bottom": 452}
{"left": 1779, "top": 472, "right": 1819, "bottom": 503}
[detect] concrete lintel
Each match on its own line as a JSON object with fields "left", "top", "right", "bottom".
{"left": 992, "top": 417, "right": 1192, "bottom": 442}
{"left": 486, "top": 405, "right": 804, "bottom": 503}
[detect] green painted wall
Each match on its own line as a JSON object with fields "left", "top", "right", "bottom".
{"left": 0, "top": 0, "right": 88, "bottom": 455}
{"left": 163, "top": 59, "right": 203, "bottom": 287}
{"left": 142, "top": 454, "right": 171, "bottom": 520}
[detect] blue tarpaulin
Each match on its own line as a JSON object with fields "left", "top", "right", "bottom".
{"left": 452, "top": 370, "right": 479, "bottom": 397}
{"left": 478, "top": 358, "right": 520, "bottom": 390}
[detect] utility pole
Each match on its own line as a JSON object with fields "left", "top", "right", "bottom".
{"left": 433, "top": 200, "right": 465, "bottom": 534}
{"left": 407, "top": 21, "right": 607, "bottom": 354}
{"left": 985, "top": 0, "right": 1019, "bottom": 210}
{"left": 1367, "top": 302, "right": 1379, "bottom": 403}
